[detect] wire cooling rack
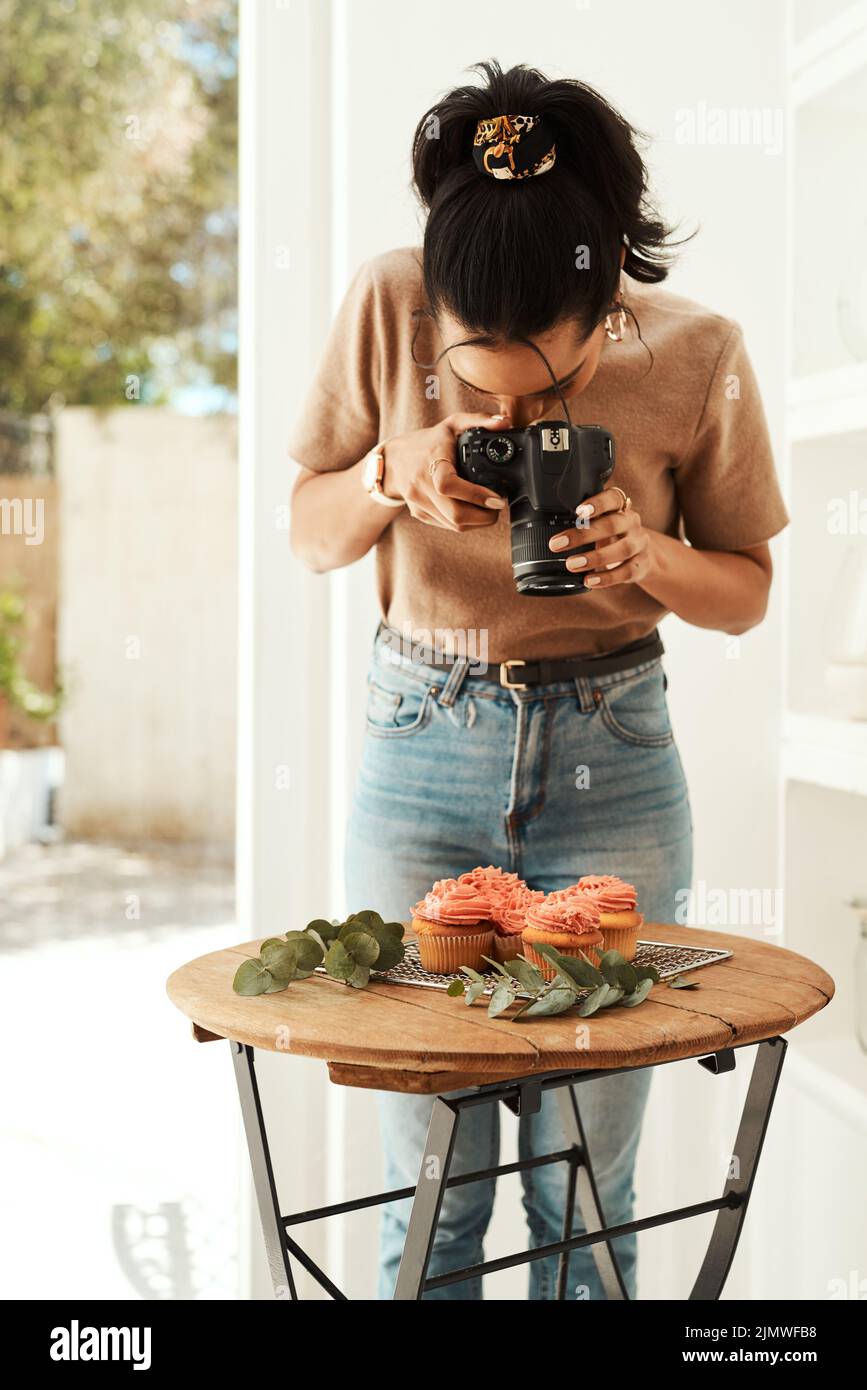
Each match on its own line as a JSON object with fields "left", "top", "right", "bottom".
{"left": 317, "top": 937, "right": 732, "bottom": 996}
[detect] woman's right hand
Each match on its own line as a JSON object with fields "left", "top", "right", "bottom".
{"left": 381, "top": 412, "right": 512, "bottom": 530}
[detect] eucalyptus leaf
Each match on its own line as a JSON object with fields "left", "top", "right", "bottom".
{"left": 346, "top": 909, "right": 384, "bottom": 931}
{"left": 503, "top": 958, "right": 545, "bottom": 991}
{"left": 307, "top": 918, "right": 341, "bottom": 943}
{"left": 360, "top": 922, "right": 404, "bottom": 971}
{"left": 324, "top": 940, "right": 356, "bottom": 982}
{"left": 522, "top": 987, "right": 577, "bottom": 1018}
{"left": 621, "top": 978, "right": 654, "bottom": 1007}
{"left": 261, "top": 941, "right": 300, "bottom": 983}
{"left": 370, "top": 939, "right": 405, "bottom": 972}
{"left": 548, "top": 953, "right": 603, "bottom": 990}
{"left": 529, "top": 942, "right": 562, "bottom": 966}
{"left": 613, "top": 960, "right": 638, "bottom": 995}
{"left": 598, "top": 986, "right": 624, "bottom": 1009}
{"left": 446, "top": 979, "right": 465, "bottom": 997}
{"left": 259, "top": 936, "right": 288, "bottom": 954}
{"left": 290, "top": 935, "right": 325, "bottom": 971}
{"left": 480, "top": 956, "right": 511, "bottom": 978}
{"left": 305, "top": 927, "right": 327, "bottom": 955}
{"left": 599, "top": 950, "right": 628, "bottom": 987}
{"left": 668, "top": 974, "right": 700, "bottom": 990}
{"left": 261, "top": 938, "right": 297, "bottom": 965}
{"left": 348, "top": 963, "right": 371, "bottom": 989}
{"left": 466, "top": 980, "right": 486, "bottom": 1006}
{"left": 633, "top": 964, "right": 660, "bottom": 985}
{"left": 577, "top": 984, "right": 614, "bottom": 1017}
{"left": 342, "top": 931, "right": 381, "bottom": 967}
{"left": 459, "top": 966, "right": 483, "bottom": 982}
{"left": 488, "top": 984, "right": 516, "bottom": 1018}
{"left": 380, "top": 921, "right": 406, "bottom": 938}
{"left": 233, "top": 959, "right": 274, "bottom": 997}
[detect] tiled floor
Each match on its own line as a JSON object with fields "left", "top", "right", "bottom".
{"left": 0, "top": 840, "right": 242, "bottom": 1300}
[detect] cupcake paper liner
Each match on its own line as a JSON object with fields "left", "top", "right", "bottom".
{"left": 597, "top": 922, "right": 640, "bottom": 961}
{"left": 491, "top": 933, "right": 523, "bottom": 965}
{"left": 414, "top": 928, "right": 495, "bottom": 974}
{"left": 522, "top": 939, "right": 601, "bottom": 980}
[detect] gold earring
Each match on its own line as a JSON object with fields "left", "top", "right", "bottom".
{"left": 605, "top": 281, "right": 627, "bottom": 342}
{"left": 604, "top": 302, "right": 627, "bottom": 343}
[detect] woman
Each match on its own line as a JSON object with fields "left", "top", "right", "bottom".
{"left": 289, "top": 61, "right": 788, "bottom": 1300}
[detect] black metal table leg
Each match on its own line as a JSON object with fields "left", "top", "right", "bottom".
{"left": 231, "top": 1041, "right": 297, "bottom": 1300}
{"left": 689, "top": 1036, "right": 787, "bottom": 1300}
{"left": 556, "top": 1087, "right": 630, "bottom": 1301}
{"left": 227, "top": 1035, "right": 787, "bottom": 1301}
{"left": 393, "top": 1097, "right": 461, "bottom": 1300}
{"left": 555, "top": 1151, "right": 579, "bottom": 1300}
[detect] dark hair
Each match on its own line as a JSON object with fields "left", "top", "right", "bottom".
{"left": 412, "top": 60, "right": 679, "bottom": 342}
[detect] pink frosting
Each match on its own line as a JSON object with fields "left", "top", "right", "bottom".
{"left": 412, "top": 877, "right": 493, "bottom": 926}
{"left": 576, "top": 875, "right": 638, "bottom": 914}
{"left": 525, "top": 888, "right": 602, "bottom": 937}
{"left": 456, "top": 867, "right": 545, "bottom": 935}
{"left": 414, "top": 865, "right": 553, "bottom": 934}
{"left": 458, "top": 865, "right": 523, "bottom": 899}
{"left": 495, "top": 885, "right": 545, "bottom": 936}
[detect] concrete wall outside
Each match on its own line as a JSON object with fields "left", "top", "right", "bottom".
{"left": 57, "top": 407, "right": 238, "bottom": 846}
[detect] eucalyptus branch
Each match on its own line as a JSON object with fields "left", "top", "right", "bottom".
{"left": 448, "top": 947, "right": 666, "bottom": 1020}
{"left": 232, "top": 911, "right": 406, "bottom": 996}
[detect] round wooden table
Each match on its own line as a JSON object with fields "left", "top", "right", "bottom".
{"left": 167, "top": 924, "right": 833, "bottom": 1302}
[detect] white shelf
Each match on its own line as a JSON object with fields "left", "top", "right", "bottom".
{"left": 782, "top": 711, "right": 867, "bottom": 794}
{"left": 790, "top": 0, "right": 867, "bottom": 105}
{"left": 787, "top": 363, "right": 867, "bottom": 440}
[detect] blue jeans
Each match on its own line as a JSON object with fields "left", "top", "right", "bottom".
{"left": 345, "top": 631, "right": 693, "bottom": 1300}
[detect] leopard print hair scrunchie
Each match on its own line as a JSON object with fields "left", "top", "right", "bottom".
{"left": 472, "top": 114, "right": 557, "bottom": 181}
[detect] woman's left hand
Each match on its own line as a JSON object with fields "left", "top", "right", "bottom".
{"left": 548, "top": 489, "right": 653, "bottom": 589}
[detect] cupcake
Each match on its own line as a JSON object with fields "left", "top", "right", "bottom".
{"left": 457, "top": 866, "right": 536, "bottom": 964}
{"left": 490, "top": 883, "right": 545, "bottom": 963}
{"left": 521, "top": 889, "right": 604, "bottom": 979}
{"left": 576, "top": 875, "right": 644, "bottom": 961}
{"left": 411, "top": 878, "right": 495, "bottom": 973}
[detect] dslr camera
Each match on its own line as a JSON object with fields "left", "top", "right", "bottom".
{"left": 455, "top": 420, "right": 615, "bottom": 595}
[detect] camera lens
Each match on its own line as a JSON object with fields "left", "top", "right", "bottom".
{"left": 509, "top": 504, "right": 591, "bottom": 596}
{"left": 485, "top": 435, "right": 515, "bottom": 465}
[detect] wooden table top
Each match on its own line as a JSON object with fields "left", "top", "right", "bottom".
{"left": 166, "top": 926, "right": 834, "bottom": 1094}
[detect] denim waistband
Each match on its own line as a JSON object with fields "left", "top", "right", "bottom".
{"left": 370, "top": 624, "right": 665, "bottom": 709}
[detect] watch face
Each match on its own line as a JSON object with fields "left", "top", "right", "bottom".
{"left": 363, "top": 451, "right": 380, "bottom": 491}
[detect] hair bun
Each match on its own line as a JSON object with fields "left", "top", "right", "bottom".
{"left": 412, "top": 61, "right": 679, "bottom": 339}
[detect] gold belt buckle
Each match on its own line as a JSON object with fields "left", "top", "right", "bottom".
{"left": 500, "top": 659, "right": 528, "bottom": 690}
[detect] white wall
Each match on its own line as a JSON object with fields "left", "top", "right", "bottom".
{"left": 57, "top": 407, "right": 238, "bottom": 845}
{"left": 246, "top": 0, "right": 788, "bottom": 1299}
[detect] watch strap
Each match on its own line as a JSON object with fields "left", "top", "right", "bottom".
{"left": 364, "top": 446, "right": 404, "bottom": 509}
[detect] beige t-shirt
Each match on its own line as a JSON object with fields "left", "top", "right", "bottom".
{"left": 289, "top": 247, "right": 789, "bottom": 660}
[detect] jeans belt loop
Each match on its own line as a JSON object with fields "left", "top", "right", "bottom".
{"left": 575, "top": 674, "right": 596, "bottom": 713}
{"left": 438, "top": 656, "right": 470, "bottom": 707}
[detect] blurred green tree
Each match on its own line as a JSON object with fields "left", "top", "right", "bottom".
{"left": 0, "top": 0, "right": 237, "bottom": 413}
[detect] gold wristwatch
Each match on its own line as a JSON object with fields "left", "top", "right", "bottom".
{"left": 362, "top": 443, "right": 404, "bottom": 508}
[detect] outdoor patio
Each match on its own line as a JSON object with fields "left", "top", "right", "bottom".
{"left": 0, "top": 840, "right": 241, "bottom": 1299}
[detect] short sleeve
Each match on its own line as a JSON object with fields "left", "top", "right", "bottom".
{"left": 674, "top": 324, "right": 789, "bottom": 550}
{"left": 288, "top": 260, "right": 382, "bottom": 473}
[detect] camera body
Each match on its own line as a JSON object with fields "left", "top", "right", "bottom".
{"left": 456, "top": 420, "right": 615, "bottom": 595}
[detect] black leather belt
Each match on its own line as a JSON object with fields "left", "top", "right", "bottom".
{"left": 377, "top": 625, "right": 664, "bottom": 690}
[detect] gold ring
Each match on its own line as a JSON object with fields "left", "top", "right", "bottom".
{"left": 611, "top": 486, "right": 632, "bottom": 512}
{"left": 429, "top": 457, "right": 450, "bottom": 479}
